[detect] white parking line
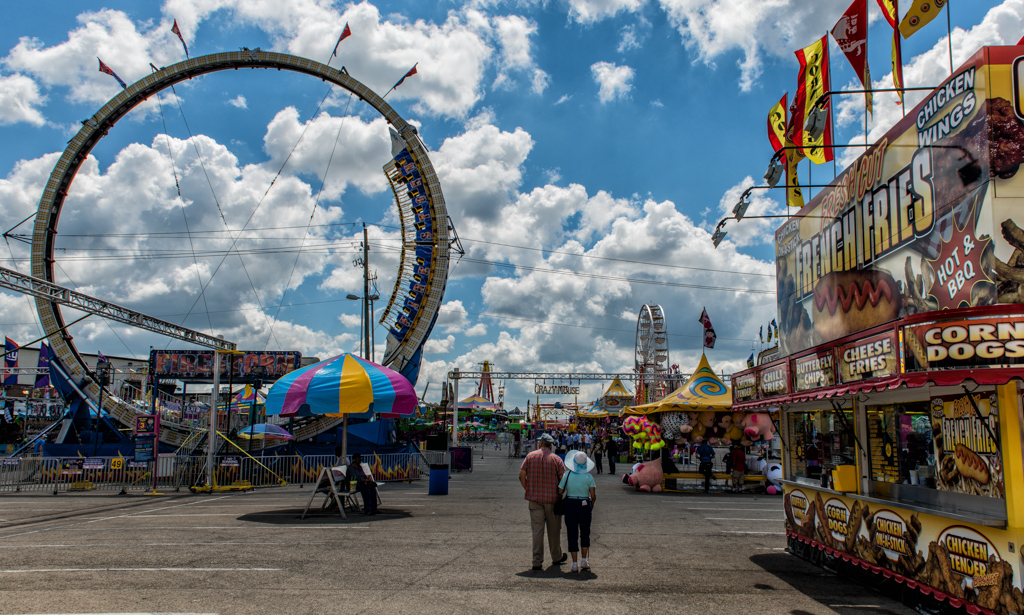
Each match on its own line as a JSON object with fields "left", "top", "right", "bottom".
{"left": 686, "top": 507, "right": 784, "bottom": 511}
{"left": 0, "top": 541, "right": 327, "bottom": 548}
{"left": 705, "top": 517, "right": 783, "bottom": 521}
{"left": 0, "top": 567, "right": 280, "bottom": 573}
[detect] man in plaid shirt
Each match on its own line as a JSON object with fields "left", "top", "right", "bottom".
{"left": 519, "top": 433, "right": 567, "bottom": 570}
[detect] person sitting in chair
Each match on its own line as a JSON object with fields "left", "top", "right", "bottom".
{"left": 346, "top": 453, "right": 379, "bottom": 515}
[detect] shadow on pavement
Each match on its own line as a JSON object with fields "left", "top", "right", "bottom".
{"left": 750, "top": 553, "right": 912, "bottom": 615}
{"left": 236, "top": 508, "right": 413, "bottom": 525}
{"left": 514, "top": 567, "right": 598, "bottom": 580}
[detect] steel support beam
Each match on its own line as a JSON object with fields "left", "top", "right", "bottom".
{"left": 0, "top": 265, "right": 235, "bottom": 351}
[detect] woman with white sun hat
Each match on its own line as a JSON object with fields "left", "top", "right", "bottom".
{"left": 557, "top": 449, "right": 597, "bottom": 572}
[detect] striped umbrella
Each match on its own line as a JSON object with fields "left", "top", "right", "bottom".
{"left": 238, "top": 423, "right": 293, "bottom": 440}
{"left": 265, "top": 353, "right": 416, "bottom": 417}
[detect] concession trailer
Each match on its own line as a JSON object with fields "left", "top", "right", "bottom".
{"left": 732, "top": 46, "right": 1024, "bottom": 615}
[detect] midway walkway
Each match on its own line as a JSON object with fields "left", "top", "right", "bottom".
{"left": 0, "top": 446, "right": 914, "bottom": 614}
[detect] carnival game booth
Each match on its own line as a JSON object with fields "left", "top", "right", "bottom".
{"left": 626, "top": 354, "right": 776, "bottom": 492}
{"left": 731, "top": 46, "right": 1024, "bottom": 615}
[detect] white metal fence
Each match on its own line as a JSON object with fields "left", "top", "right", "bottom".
{"left": 0, "top": 450, "right": 443, "bottom": 494}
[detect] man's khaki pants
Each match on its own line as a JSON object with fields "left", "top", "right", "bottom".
{"left": 528, "top": 500, "right": 561, "bottom": 567}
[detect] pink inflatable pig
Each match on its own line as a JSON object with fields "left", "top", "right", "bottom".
{"left": 625, "top": 462, "right": 664, "bottom": 492}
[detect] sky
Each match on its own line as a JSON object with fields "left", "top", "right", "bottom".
{"left": 0, "top": 0, "right": 1018, "bottom": 409}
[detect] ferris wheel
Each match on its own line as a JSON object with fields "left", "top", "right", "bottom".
{"left": 635, "top": 304, "right": 670, "bottom": 405}
{"left": 28, "top": 49, "right": 452, "bottom": 447}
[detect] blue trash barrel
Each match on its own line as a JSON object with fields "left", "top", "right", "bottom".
{"left": 428, "top": 464, "right": 449, "bottom": 495}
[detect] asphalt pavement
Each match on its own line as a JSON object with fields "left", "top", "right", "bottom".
{"left": 0, "top": 445, "right": 918, "bottom": 615}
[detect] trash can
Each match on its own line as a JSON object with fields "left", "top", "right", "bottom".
{"left": 428, "top": 464, "right": 449, "bottom": 495}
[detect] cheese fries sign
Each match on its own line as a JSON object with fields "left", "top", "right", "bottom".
{"left": 776, "top": 47, "right": 1024, "bottom": 358}
{"left": 931, "top": 392, "right": 1003, "bottom": 499}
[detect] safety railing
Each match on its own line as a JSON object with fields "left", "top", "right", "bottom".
{"left": 0, "top": 452, "right": 429, "bottom": 494}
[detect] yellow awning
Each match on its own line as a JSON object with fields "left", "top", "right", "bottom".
{"left": 625, "top": 354, "right": 731, "bottom": 414}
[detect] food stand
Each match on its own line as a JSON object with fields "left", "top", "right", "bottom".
{"left": 731, "top": 46, "right": 1024, "bottom": 614}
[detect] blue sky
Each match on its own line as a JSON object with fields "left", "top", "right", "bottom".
{"left": 0, "top": 0, "right": 1016, "bottom": 407}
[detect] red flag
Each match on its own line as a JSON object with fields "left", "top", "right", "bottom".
{"left": 876, "top": 0, "right": 904, "bottom": 104}
{"left": 831, "top": 0, "right": 872, "bottom": 115}
{"left": 4, "top": 337, "right": 18, "bottom": 386}
{"left": 97, "top": 58, "right": 127, "bottom": 89}
{"left": 171, "top": 19, "right": 189, "bottom": 58}
{"left": 392, "top": 63, "right": 418, "bottom": 90}
{"left": 698, "top": 309, "right": 717, "bottom": 349}
{"left": 332, "top": 22, "right": 352, "bottom": 58}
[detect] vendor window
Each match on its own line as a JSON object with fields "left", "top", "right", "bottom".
{"left": 787, "top": 409, "right": 855, "bottom": 482}
{"left": 866, "top": 402, "right": 935, "bottom": 487}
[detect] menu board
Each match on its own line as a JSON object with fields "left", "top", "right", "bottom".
{"left": 838, "top": 331, "right": 898, "bottom": 384}
{"left": 794, "top": 350, "right": 835, "bottom": 392}
{"left": 904, "top": 314, "right": 1024, "bottom": 371}
{"left": 758, "top": 362, "right": 790, "bottom": 398}
{"left": 733, "top": 371, "right": 757, "bottom": 403}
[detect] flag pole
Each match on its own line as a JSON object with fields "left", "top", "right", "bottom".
{"left": 945, "top": 0, "right": 954, "bottom": 76}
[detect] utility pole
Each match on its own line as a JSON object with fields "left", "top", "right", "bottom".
{"left": 362, "top": 223, "right": 370, "bottom": 361}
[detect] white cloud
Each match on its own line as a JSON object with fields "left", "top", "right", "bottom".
{"left": 424, "top": 334, "right": 456, "bottom": 353}
{"left": 465, "top": 323, "right": 488, "bottom": 336}
{"left": 618, "top": 25, "right": 642, "bottom": 53}
{"left": 555, "top": 94, "right": 572, "bottom": 105}
{"left": 590, "top": 61, "right": 633, "bottom": 103}
{"left": 657, "top": 0, "right": 850, "bottom": 91}
{"left": 4, "top": 9, "right": 186, "bottom": 106}
{"left": 228, "top": 95, "right": 247, "bottom": 109}
{"left": 568, "top": 0, "right": 646, "bottom": 23}
{"left": 3, "top": 2, "right": 498, "bottom": 120}
{"left": 531, "top": 68, "right": 550, "bottom": 94}
{"left": 0, "top": 74, "right": 46, "bottom": 126}
{"left": 261, "top": 107, "right": 392, "bottom": 201}
{"left": 710, "top": 177, "right": 786, "bottom": 247}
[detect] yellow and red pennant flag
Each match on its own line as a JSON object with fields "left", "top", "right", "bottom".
{"left": 876, "top": 0, "right": 905, "bottom": 105}
{"left": 767, "top": 93, "right": 788, "bottom": 164}
{"left": 899, "top": 0, "right": 946, "bottom": 39}
{"left": 789, "top": 35, "right": 833, "bottom": 165}
{"left": 767, "top": 93, "right": 805, "bottom": 208}
{"left": 831, "top": 0, "right": 872, "bottom": 115}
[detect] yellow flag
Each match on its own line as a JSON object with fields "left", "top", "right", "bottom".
{"left": 785, "top": 138, "right": 805, "bottom": 209}
{"left": 875, "top": 0, "right": 904, "bottom": 104}
{"left": 899, "top": 0, "right": 945, "bottom": 39}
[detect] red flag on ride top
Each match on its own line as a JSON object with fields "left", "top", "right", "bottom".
{"left": 97, "top": 58, "right": 127, "bottom": 89}
{"left": 698, "top": 308, "right": 717, "bottom": 349}
{"left": 392, "top": 63, "right": 418, "bottom": 90}
{"left": 171, "top": 19, "right": 189, "bottom": 58}
{"left": 333, "top": 22, "right": 352, "bottom": 57}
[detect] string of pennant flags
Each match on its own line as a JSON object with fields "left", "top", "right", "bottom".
{"left": 96, "top": 20, "right": 419, "bottom": 95}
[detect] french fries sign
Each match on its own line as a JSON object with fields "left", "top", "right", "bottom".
{"left": 776, "top": 47, "right": 1024, "bottom": 359}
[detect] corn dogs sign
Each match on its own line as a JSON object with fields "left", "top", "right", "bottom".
{"left": 904, "top": 315, "right": 1024, "bottom": 370}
